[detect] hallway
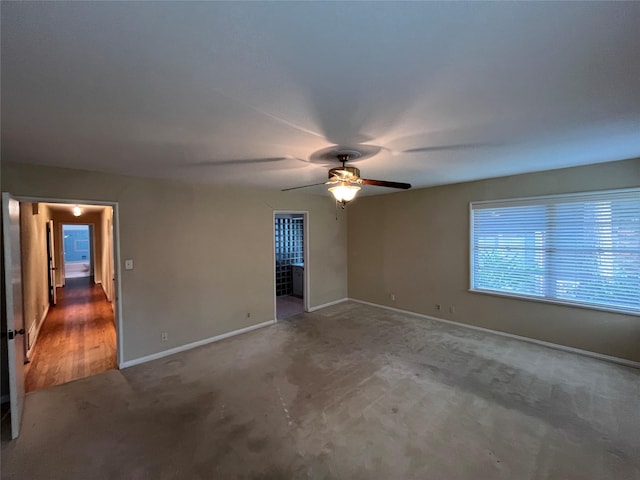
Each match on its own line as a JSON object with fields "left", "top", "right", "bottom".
{"left": 25, "top": 278, "right": 117, "bottom": 392}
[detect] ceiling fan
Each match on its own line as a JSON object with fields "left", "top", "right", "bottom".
{"left": 186, "top": 140, "right": 489, "bottom": 206}
{"left": 282, "top": 150, "right": 411, "bottom": 207}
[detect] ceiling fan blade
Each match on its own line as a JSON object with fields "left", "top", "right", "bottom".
{"left": 281, "top": 182, "right": 329, "bottom": 192}
{"left": 402, "top": 143, "right": 497, "bottom": 154}
{"left": 361, "top": 178, "right": 412, "bottom": 189}
{"left": 191, "top": 157, "right": 292, "bottom": 166}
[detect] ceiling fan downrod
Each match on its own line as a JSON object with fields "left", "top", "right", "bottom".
{"left": 337, "top": 153, "right": 349, "bottom": 168}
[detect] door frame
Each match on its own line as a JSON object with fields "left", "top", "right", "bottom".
{"left": 8, "top": 195, "right": 125, "bottom": 367}
{"left": 88, "top": 223, "right": 95, "bottom": 280}
{"left": 46, "top": 220, "right": 57, "bottom": 306}
{"left": 61, "top": 222, "right": 95, "bottom": 282}
{"left": 273, "top": 210, "right": 309, "bottom": 321}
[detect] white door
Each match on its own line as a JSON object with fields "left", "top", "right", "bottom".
{"left": 2, "top": 193, "right": 26, "bottom": 439}
{"left": 47, "top": 220, "right": 57, "bottom": 305}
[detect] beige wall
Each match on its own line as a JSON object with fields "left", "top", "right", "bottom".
{"left": 19, "top": 202, "right": 51, "bottom": 356}
{"left": 348, "top": 158, "right": 640, "bottom": 362}
{"left": 2, "top": 162, "right": 348, "bottom": 363}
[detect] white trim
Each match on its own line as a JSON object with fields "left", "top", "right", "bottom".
{"left": 470, "top": 186, "right": 640, "bottom": 207}
{"left": 99, "top": 282, "right": 109, "bottom": 300}
{"left": 119, "top": 320, "right": 276, "bottom": 369}
{"left": 468, "top": 200, "right": 474, "bottom": 291}
{"left": 112, "top": 203, "right": 123, "bottom": 367}
{"left": 308, "top": 298, "right": 349, "bottom": 312}
{"left": 61, "top": 221, "right": 96, "bottom": 281}
{"left": 12, "top": 196, "right": 119, "bottom": 207}
{"left": 348, "top": 298, "right": 640, "bottom": 369}
{"left": 26, "top": 304, "right": 49, "bottom": 359}
{"left": 273, "top": 211, "right": 310, "bottom": 321}
{"left": 468, "top": 288, "right": 640, "bottom": 317}
{"left": 304, "top": 213, "right": 309, "bottom": 312}
{"left": 469, "top": 187, "right": 640, "bottom": 316}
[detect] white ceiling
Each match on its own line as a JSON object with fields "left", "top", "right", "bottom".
{"left": 2, "top": 2, "right": 639, "bottom": 195}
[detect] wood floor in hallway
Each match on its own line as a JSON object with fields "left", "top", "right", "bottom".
{"left": 25, "top": 277, "right": 117, "bottom": 393}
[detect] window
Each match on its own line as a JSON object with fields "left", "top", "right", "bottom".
{"left": 470, "top": 188, "right": 640, "bottom": 315}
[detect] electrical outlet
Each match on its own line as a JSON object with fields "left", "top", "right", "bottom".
{"left": 161, "top": 332, "right": 168, "bottom": 342}
{"left": 435, "top": 304, "right": 441, "bottom": 311}
{"left": 247, "top": 312, "right": 251, "bottom": 318}
{"left": 449, "top": 306, "right": 456, "bottom": 314}
{"left": 391, "top": 294, "right": 396, "bottom": 301}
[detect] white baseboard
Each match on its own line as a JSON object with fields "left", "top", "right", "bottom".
{"left": 348, "top": 298, "right": 640, "bottom": 369}
{"left": 308, "top": 298, "right": 348, "bottom": 312}
{"left": 98, "top": 282, "right": 110, "bottom": 301}
{"left": 120, "top": 319, "right": 276, "bottom": 369}
{"left": 26, "top": 304, "right": 49, "bottom": 360}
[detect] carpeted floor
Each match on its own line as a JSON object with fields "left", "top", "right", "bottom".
{"left": 276, "top": 295, "right": 304, "bottom": 320}
{"left": 2, "top": 301, "right": 639, "bottom": 479}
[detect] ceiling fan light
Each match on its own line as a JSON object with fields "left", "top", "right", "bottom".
{"left": 328, "top": 183, "right": 360, "bottom": 204}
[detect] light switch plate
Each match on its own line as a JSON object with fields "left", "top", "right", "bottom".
{"left": 125, "top": 259, "right": 134, "bottom": 270}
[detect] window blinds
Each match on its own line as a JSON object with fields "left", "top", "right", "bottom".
{"left": 471, "top": 188, "right": 640, "bottom": 314}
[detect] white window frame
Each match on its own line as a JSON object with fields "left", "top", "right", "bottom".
{"left": 469, "top": 187, "right": 640, "bottom": 316}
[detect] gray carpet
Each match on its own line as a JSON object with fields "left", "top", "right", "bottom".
{"left": 2, "top": 301, "right": 639, "bottom": 479}
{"left": 276, "top": 295, "right": 304, "bottom": 320}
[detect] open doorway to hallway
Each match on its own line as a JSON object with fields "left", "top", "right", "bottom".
{"left": 274, "top": 213, "right": 308, "bottom": 320}
{"left": 20, "top": 202, "right": 119, "bottom": 392}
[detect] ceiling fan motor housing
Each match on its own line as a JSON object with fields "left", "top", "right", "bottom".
{"left": 328, "top": 166, "right": 360, "bottom": 180}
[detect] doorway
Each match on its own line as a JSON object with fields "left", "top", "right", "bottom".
{"left": 2, "top": 196, "right": 123, "bottom": 438}
{"left": 26, "top": 204, "right": 118, "bottom": 392}
{"left": 62, "top": 224, "right": 93, "bottom": 280}
{"left": 22, "top": 201, "right": 120, "bottom": 392}
{"left": 274, "top": 212, "right": 308, "bottom": 320}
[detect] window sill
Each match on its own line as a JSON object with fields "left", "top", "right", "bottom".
{"left": 468, "top": 288, "right": 640, "bottom": 317}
